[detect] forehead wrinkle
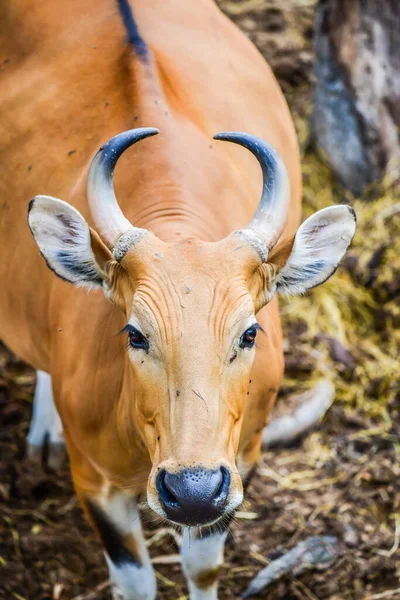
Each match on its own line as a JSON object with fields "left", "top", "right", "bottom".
{"left": 208, "top": 280, "right": 228, "bottom": 343}
{"left": 209, "top": 277, "right": 252, "bottom": 345}
{"left": 132, "top": 273, "right": 183, "bottom": 347}
{"left": 229, "top": 297, "right": 255, "bottom": 332}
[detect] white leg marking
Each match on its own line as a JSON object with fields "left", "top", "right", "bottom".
{"left": 107, "top": 556, "right": 156, "bottom": 600}
{"left": 98, "top": 494, "right": 156, "bottom": 600}
{"left": 181, "top": 528, "right": 227, "bottom": 600}
{"left": 26, "top": 371, "right": 65, "bottom": 467}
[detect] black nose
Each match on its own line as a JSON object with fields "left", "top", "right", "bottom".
{"left": 156, "top": 466, "right": 231, "bottom": 526}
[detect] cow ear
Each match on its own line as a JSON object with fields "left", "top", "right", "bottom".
{"left": 252, "top": 205, "right": 356, "bottom": 308}
{"left": 28, "top": 195, "right": 115, "bottom": 289}
{"left": 273, "top": 206, "right": 356, "bottom": 295}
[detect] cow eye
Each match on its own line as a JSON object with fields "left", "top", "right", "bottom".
{"left": 126, "top": 326, "right": 149, "bottom": 351}
{"left": 239, "top": 325, "right": 258, "bottom": 349}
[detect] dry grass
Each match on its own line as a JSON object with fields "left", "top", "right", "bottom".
{"left": 279, "top": 113, "right": 400, "bottom": 425}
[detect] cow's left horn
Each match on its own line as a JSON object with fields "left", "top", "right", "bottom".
{"left": 87, "top": 128, "right": 159, "bottom": 248}
{"left": 213, "top": 132, "right": 290, "bottom": 260}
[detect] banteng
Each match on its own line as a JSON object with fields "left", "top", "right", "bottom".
{"left": 0, "top": 1, "right": 356, "bottom": 598}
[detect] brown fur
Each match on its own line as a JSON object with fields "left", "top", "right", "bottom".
{"left": 193, "top": 566, "right": 223, "bottom": 590}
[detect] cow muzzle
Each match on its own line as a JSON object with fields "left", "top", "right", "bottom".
{"left": 154, "top": 465, "right": 234, "bottom": 526}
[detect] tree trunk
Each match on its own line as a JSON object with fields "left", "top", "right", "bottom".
{"left": 311, "top": 0, "right": 400, "bottom": 195}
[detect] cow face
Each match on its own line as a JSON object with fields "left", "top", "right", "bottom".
{"left": 112, "top": 233, "right": 261, "bottom": 526}
{"left": 28, "top": 129, "right": 356, "bottom": 527}
{"left": 29, "top": 195, "right": 355, "bottom": 527}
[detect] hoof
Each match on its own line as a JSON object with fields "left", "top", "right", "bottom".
{"left": 26, "top": 442, "right": 44, "bottom": 465}
{"left": 26, "top": 438, "right": 67, "bottom": 470}
{"left": 111, "top": 586, "right": 124, "bottom": 600}
{"left": 26, "top": 371, "right": 65, "bottom": 470}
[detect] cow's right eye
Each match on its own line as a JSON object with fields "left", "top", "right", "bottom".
{"left": 121, "top": 325, "right": 149, "bottom": 352}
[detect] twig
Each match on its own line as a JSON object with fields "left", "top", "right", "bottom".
{"left": 293, "top": 579, "right": 320, "bottom": 600}
{"left": 152, "top": 553, "right": 181, "bottom": 564}
{"left": 155, "top": 570, "right": 178, "bottom": 588}
{"left": 235, "top": 511, "right": 258, "bottom": 520}
{"left": 259, "top": 464, "right": 342, "bottom": 492}
{"left": 146, "top": 526, "right": 182, "bottom": 548}
{"left": 242, "top": 536, "right": 340, "bottom": 598}
{"left": 52, "top": 583, "right": 64, "bottom": 600}
{"left": 376, "top": 514, "right": 400, "bottom": 558}
{"left": 71, "top": 580, "right": 110, "bottom": 600}
{"left": 365, "top": 590, "right": 400, "bottom": 600}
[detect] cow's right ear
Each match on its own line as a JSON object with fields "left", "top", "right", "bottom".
{"left": 28, "top": 195, "right": 116, "bottom": 290}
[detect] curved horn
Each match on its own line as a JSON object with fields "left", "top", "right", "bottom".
{"left": 87, "top": 127, "right": 159, "bottom": 247}
{"left": 213, "top": 132, "right": 290, "bottom": 257}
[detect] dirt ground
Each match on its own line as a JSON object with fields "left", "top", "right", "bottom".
{"left": 1, "top": 1, "right": 399, "bottom": 599}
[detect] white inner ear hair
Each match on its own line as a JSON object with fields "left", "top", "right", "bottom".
{"left": 29, "top": 197, "right": 104, "bottom": 288}
{"left": 276, "top": 205, "right": 356, "bottom": 296}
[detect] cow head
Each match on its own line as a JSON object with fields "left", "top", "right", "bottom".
{"left": 28, "top": 128, "right": 356, "bottom": 527}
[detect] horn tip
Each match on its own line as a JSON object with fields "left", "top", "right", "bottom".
{"left": 213, "top": 131, "right": 256, "bottom": 144}
{"left": 213, "top": 132, "right": 236, "bottom": 141}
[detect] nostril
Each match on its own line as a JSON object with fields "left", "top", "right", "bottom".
{"left": 154, "top": 466, "right": 233, "bottom": 526}
{"left": 214, "top": 466, "right": 231, "bottom": 505}
{"left": 156, "top": 469, "right": 179, "bottom": 508}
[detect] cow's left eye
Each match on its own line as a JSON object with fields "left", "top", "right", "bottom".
{"left": 239, "top": 326, "right": 258, "bottom": 349}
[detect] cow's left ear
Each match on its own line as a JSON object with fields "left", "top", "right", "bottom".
{"left": 28, "top": 195, "right": 115, "bottom": 289}
{"left": 252, "top": 205, "right": 356, "bottom": 308}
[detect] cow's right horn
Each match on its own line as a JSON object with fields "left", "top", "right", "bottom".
{"left": 87, "top": 127, "right": 159, "bottom": 250}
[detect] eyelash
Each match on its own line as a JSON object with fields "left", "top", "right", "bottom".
{"left": 120, "top": 323, "right": 261, "bottom": 356}
{"left": 121, "top": 325, "right": 149, "bottom": 352}
{"left": 239, "top": 324, "right": 262, "bottom": 350}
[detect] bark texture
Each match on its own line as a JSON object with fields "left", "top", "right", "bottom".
{"left": 312, "top": 0, "right": 400, "bottom": 195}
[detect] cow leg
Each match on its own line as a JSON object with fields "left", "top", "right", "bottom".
{"left": 180, "top": 455, "right": 258, "bottom": 599}
{"left": 83, "top": 492, "right": 156, "bottom": 600}
{"left": 26, "top": 370, "right": 66, "bottom": 469}
{"left": 181, "top": 527, "right": 228, "bottom": 600}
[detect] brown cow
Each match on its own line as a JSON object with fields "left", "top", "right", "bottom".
{"left": 0, "top": 1, "right": 356, "bottom": 598}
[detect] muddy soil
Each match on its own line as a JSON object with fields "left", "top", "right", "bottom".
{"left": 1, "top": 349, "right": 399, "bottom": 600}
